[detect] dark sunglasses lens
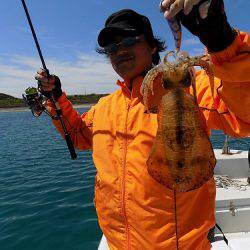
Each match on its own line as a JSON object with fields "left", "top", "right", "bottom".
{"left": 121, "top": 37, "right": 137, "bottom": 47}
{"left": 104, "top": 44, "right": 118, "bottom": 54}
{"left": 104, "top": 37, "right": 139, "bottom": 54}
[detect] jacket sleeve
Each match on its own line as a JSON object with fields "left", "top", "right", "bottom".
{"left": 46, "top": 93, "right": 94, "bottom": 150}
{"left": 194, "top": 31, "right": 250, "bottom": 137}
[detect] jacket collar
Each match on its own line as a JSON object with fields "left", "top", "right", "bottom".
{"left": 116, "top": 75, "right": 144, "bottom": 99}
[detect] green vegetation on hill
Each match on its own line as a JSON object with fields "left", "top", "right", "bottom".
{"left": 0, "top": 93, "right": 24, "bottom": 108}
{"left": 0, "top": 93, "right": 108, "bottom": 108}
{"left": 67, "top": 94, "right": 107, "bottom": 104}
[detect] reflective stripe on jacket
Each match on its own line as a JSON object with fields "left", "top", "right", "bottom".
{"left": 49, "top": 32, "right": 250, "bottom": 250}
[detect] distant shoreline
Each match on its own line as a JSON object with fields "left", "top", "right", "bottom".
{"left": 0, "top": 103, "right": 94, "bottom": 113}
{"left": 73, "top": 103, "right": 95, "bottom": 109}
{"left": 0, "top": 107, "right": 29, "bottom": 112}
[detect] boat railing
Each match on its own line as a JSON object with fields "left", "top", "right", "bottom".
{"left": 222, "top": 135, "right": 231, "bottom": 155}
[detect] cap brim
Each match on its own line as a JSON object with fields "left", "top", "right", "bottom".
{"left": 98, "top": 26, "right": 138, "bottom": 47}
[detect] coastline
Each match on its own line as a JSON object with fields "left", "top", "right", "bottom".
{"left": 0, "top": 103, "right": 95, "bottom": 113}
{"left": 0, "top": 107, "right": 29, "bottom": 113}
{"left": 73, "top": 103, "right": 95, "bottom": 109}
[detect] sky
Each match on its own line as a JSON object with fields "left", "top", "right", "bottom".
{"left": 0, "top": 0, "right": 249, "bottom": 97}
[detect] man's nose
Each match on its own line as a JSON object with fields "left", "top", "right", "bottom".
{"left": 113, "top": 46, "right": 131, "bottom": 57}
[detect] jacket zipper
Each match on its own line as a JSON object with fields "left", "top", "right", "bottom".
{"left": 121, "top": 100, "right": 131, "bottom": 249}
{"left": 173, "top": 189, "right": 179, "bottom": 250}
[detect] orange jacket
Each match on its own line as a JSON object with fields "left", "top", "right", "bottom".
{"left": 49, "top": 32, "right": 250, "bottom": 250}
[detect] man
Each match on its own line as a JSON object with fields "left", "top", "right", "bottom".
{"left": 36, "top": 0, "right": 250, "bottom": 249}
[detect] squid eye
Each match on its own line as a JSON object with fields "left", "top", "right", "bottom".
{"left": 181, "top": 71, "right": 192, "bottom": 87}
{"left": 162, "top": 79, "right": 172, "bottom": 89}
{"left": 162, "top": 80, "right": 168, "bottom": 89}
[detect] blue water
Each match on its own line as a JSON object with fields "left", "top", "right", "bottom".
{"left": 0, "top": 108, "right": 101, "bottom": 250}
{"left": 0, "top": 109, "right": 249, "bottom": 250}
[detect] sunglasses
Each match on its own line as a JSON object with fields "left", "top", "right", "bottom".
{"left": 104, "top": 36, "right": 141, "bottom": 54}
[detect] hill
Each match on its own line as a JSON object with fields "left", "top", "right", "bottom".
{"left": 0, "top": 93, "right": 24, "bottom": 108}
{"left": 67, "top": 94, "right": 107, "bottom": 104}
{"left": 0, "top": 93, "right": 108, "bottom": 109}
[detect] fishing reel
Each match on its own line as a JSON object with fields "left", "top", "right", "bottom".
{"left": 22, "top": 87, "right": 48, "bottom": 117}
{"left": 22, "top": 85, "right": 77, "bottom": 159}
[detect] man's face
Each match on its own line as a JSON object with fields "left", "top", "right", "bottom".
{"left": 108, "top": 34, "right": 156, "bottom": 82}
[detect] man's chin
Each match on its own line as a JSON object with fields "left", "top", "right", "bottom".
{"left": 116, "top": 65, "right": 135, "bottom": 78}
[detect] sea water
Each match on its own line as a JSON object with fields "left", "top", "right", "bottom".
{"left": 0, "top": 108, "right": 249, "bottom": 250}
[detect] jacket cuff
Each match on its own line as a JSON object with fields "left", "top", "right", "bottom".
{"left": 46, "top": 92, "right": 67, "bottom": 114}
{"left": 56, "top": 92, "right": 67, "bottom": 104}
{"left": 208, "top": 30, "right": 244, "bottom": 65}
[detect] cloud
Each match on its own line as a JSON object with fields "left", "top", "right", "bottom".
{"left": 190, "top": 47, "right": 205, "bottom": 55}
{"left": 0, "top": 53, "right": 119, "bottom": 98}
{"left": 183, "top": 38, "right": 200, "bottom": 46}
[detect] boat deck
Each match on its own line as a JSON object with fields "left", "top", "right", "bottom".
{"left": 213, "top": 232, "right": 250, "bottom": 249}
{"left": 213, "top": 149, "right": 250, "bottom": 249}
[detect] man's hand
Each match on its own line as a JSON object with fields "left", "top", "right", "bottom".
{"left": 160, "top": 0, "right": 237, "bottom": 52}
{"left": 35, "top": 69, "right": 62, "bottom": 100}
{"left": 160, "top": 0, "right": 211, "bottom": 19}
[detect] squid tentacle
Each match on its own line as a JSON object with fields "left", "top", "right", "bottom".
{"left": 167, "top": 18, "right": 182, "bottom": 53}
{"left": 140, "top": 65, "right": 164, "bottom": 112}
{"left": 188, "top": 57, "right": 215, "bottom": 104}
{"left": 163, "top": 51, "right": 178, "bottom": 65}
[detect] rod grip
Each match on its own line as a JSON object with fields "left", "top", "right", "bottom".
{"left": 65, "top": 133, "right": 77, "bottom": 159}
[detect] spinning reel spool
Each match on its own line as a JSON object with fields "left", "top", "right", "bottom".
{"left": 22, "top": 87, "right": 46, "bottom": 117}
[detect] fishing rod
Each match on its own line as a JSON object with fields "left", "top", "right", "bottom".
{"left": 21, "top": 0, "right": 77, "bottom": 160}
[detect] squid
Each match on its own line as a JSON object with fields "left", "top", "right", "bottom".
{"left": 140, "top": 50, "right": 216, "bottom": 192}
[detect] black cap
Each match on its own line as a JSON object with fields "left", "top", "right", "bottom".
{"left": 98, "top": 9, "right": 154, "bottom": 47}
